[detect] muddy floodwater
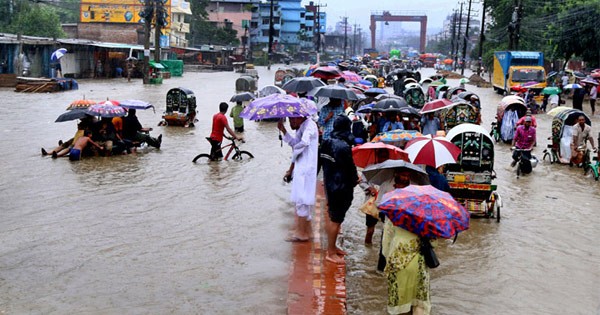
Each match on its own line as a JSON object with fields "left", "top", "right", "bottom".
{"left": 1, "top": 66, "right": 599, "bottom": 314}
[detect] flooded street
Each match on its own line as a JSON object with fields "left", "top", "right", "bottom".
{"left": 1, "top": 66, "right": 599, "bottom": 314}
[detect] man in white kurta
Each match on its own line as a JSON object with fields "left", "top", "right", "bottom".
{"left": 278, "top": 116, "right": 319, "bottom": 241}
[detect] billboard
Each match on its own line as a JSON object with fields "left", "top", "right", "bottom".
{"left": 81, "top": 0, "right": 171, "bottom": 28}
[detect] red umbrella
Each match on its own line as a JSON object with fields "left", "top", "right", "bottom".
{"left": 419, "top": 99, "right": 453, "bottom": 114}
{"left": 341, "top": 70, "right": 362, "bottom": 83}
{"left": 311, "top": 66, "right": 342, "bottom": 80}
{"left": 352, "top": 142, "right": 409, "bottom": 168}
{"left": 404, "top": 135, "right": 461, "bottom": 168}
{"left": 443, "top": 59, "right": 453, "bottom": 65}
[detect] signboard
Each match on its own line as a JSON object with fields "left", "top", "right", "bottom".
{"left": 81, "top": 0, "right": 171, "bottom": 28}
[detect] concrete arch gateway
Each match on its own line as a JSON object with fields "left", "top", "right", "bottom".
{"left": 370, "top": 11, "right": 428, "bottom": 53}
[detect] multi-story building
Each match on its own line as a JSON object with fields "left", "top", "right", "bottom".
{"left": 250, "top": 0, "right": 321, "bottom": 55}
{"left": 206, "top": 0, "right": 259, "bottom": 47}
{"left": 170, "top": 0, "right": 193, "bottom": 47}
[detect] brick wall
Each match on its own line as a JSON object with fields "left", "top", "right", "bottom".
{"left": 77, "top": 23, "right": 140, "bottom": 44}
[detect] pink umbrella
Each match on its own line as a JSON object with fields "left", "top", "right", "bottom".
{"left": 341, "top": 70, "right": 362, "bottom": 83}
{"left": 419, "top": 99, "right": 453, "bottom": 114}
{"left": 351, "top": 142, "right": 409, "bottom": 168}
{"left": 403, "top": 135, "right": 461, "bottom": 168}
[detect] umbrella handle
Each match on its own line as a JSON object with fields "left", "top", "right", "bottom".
{"left": 279, "top": 131, "right": 283, "bottom": 147}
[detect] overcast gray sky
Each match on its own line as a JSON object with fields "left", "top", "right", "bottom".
{"left": 307, "top": 0, "right": 482, "bottom": 34}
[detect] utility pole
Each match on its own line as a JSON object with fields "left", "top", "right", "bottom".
{"left": 268, "top": 0, "right": 275, "bottom": 64}
{"left": 508, "top": 0, "right": 522, "bottom": 50}
{"left": 343, "top": 16, "right": 348, "bottom": 60}
{"left": 451, "top": 10, "right": 457, "bottom": 60}
{"left": 352, "top": 23, "right": 357, "bottom": 56}
{"left": 514, "top": 0, "right": 523, "bottom": 50}
{"left": 477, "top": 0, "right": 486, "bottom": 76}
{"left": 154, "top": 0, "right": 161, "bottom": 62}
{"left": 357, "top": 27, "right": 362, "bottom": 55}
{"left": 141, "top": 0, "right": 154, "bottom": 84}
{"left": 314, "top": 3, "right": 326, "bottom": 55}
{"left": 454, "top": 3, "right": 464, "bottom": 71}
{"left": 461, "top": 0, "right": 472, "bottom": 75}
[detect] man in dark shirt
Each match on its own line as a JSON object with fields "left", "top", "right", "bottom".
{"left": 122, "top": 109, "right": 162, "bottom": 149}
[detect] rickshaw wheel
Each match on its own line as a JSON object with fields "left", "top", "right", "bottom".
{"left": 232, "top": 151, "right": 254, "bottom": 160}
{"left": 192, "top": 153, "right": 212, "bottom": 163}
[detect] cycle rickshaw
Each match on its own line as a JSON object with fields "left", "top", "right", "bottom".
{"left": 543, "top": 108, "right": 591, "bottom": 165}
{"left": 491, "top": 95, "right": 528, "bottom": 143}
{"left": 159, "top": 87, "right": 197, "bottom": 127}
{"left": 403, "top": 83, "right": 426, "bottom": 109}
{"left": 441, "top": 101, "right": 479, "bottom": 132}
{"left": 445, "top": 123, "right": 501, "bottom": 221}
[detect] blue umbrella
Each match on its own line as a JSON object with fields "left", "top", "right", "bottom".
{"left": 564, "top": 83, "right": 583, "bottom": 89}
{"left": 51, "top": 48, "right": 67, "bottom": 61}
{"left": 364, "top": 88, "right": 387, "bottom": 96}
{"left": 357, "top": 103, "right": 374, "bottom": 113}
{"left": 359, "top": 79, "right": 373, "bottom": 87}
{"left": 119, "top": 99, "right": 154, "bottom": 110}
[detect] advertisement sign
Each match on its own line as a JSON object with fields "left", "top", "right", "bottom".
{"left": 81, "top": 0, "right": 171, "bottom": 28}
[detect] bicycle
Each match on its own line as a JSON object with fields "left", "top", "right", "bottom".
{"left": 542, "top": 137, "right": 560, "bottom": 164}
{"left": 511, "top": 147, "right": 537, "bottom": 178}
{"left": 192, "top": 136, "right": 253, "bottom": 163}
{"left": 580, "top": 147, "right": 599, "bottom": 181}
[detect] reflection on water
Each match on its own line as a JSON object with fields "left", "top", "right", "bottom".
{"left": 0, "top": 68, "right": 599, "bottom": 314}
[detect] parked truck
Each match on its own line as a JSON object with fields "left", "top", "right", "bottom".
{"left": 492, "top": 51, "right": 546, "bottom": 96}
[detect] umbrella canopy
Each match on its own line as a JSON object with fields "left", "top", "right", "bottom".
{"left": 358, "top": 79, "right": 373, "bottom": 87}
{"left": 399, "top": 106, "right": 421, "bottom": 116}
{"left": 310, "top": 85, "right": 359, "bottom": 100}
{"left": 443, "top": 58, "right": 453, "bottom": 65}
{"left": 375, "top": 93, "right": 404, "bottom": 101}
{"left": 119, "top": 99, "right": 154, "bottom": 110}
{"left": 436, "top": 84, "right": 450, "bottom": 93}
{"left": 563, "top": 83, "right": 583, "bottom": 89}
{"left": 357, "top": 103, "right": 375, "bottom": 113}
{"left": 377, "top": 185, "right": 470, "bottom": 239}
{"left": 547, "top": 106, "right": 573, "bottom": 117}
{"left": 86, "top": 101, "right": 126, "bottom": 118}
{"left": 581, "top": 79, "right": 599, "bottom": 86}
{"left": 311, "top": 66, "right": 342, "bottom": 80}
{"left": 541, "top": 87, "right": 562, "bottom": 95}
{"left": 239, "top": 94, "right": 317, "bottom": 121}
{"left": 230, "top": 92, "right": 256, "bottom": 102}
{"left": 364, "top": 88, "right": 387, "bottom": 97}
{"left": 371, "top": 129, "right": 422, "bottom": 144}
{"left": 363, "top": 159, "right": 428, "bottom": 185}
{"left": 258, "top": 85, "right": 286, "bottom": 97}
{"left": 341, "top": 70, "right": 362, "bottom": 82}
{"left": 404, "top": 135, "right": 461, "bottom": 168}
{"left": 281, "top": 77, "right": 326, "bottom": 93}
{"left": 50, "top": 48, "right": 67, "bottom": 61}
{"left": 352, "top": 142, "right": 409, "bottom": 168}
{"left": 66, "top": 99, "right": 97, "bottom": 110}
{"left": 429, "top": 81, "right": 445, "bottom": 87}
{"left": 55, "top": 108, "right": 92, "bottom": 123}
{"left": 373, "top": 97, "right": 408, "bottom": 112}
{"left": 419, "top": 99, "right": 453, "bottom": 114}
{"left": 459, "top": 78, "right": 469, "bottom": 84}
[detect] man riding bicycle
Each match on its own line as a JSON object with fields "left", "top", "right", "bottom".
{"left": 511, "top": 116, "right": 536, "bottom": 167}
{"left": 571, "top": 115, "right": 597, "bottom": 166}
{"left": 209, "top": 102, "right": 242, "bottom": 160}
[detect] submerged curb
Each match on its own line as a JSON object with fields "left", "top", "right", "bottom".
{"left": 287, "top": 181, "right": 347, "bottom": 315}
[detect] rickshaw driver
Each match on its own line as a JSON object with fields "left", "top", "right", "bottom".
{"left": 209, "top": 102, "right": 243, "bottom": 160}
{"left": 570, "top": 115, "right": 596, "bottom": 166}
{"left": 511, "top": 116, "right": 536, "bottom": 167}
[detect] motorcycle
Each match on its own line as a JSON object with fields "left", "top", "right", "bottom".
{"left": 511, "top": 147, "right": 538, "bottom": 178}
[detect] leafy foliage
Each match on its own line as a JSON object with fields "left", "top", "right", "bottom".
{"left": 188, "top": 0, "right": 239, "bottom": 46}
{"left": 6, "top": 4, "right": 66, "bottom": 38}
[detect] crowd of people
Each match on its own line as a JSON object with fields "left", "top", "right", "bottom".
{"left": 41, "top": 108, "right": 162, "bottom": 161}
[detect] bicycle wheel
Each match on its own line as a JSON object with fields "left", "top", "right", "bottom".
{"left": 231, "top": 150, "right": 254, "bottom": 161}
{"left": 192, "top": 153, "right": 212, "bottom": 163}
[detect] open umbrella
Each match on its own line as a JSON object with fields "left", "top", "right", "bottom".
{"left": 311, "top": 66, "right": 342, "bottom": 80}
{"left": 357, "top": 103, "right": 375, "bottom": 113}
{"left": 372, "top": 97, "right": 408, "bottom": 112}
{"left": 50, "top": 48, "right": 67, "bottom": 61}
{"left": 341, "top": 70, "right": 362, "bottom": 83}
{"left": 258, "top": 85, "right": 286, "bottom": 98}
{"left": 239, "top": 94, "right": 317, "bottom": 121}
{"left": 119, "top": 99, "right": 154, "bottom": 110}
{"left": 86, "top": 101, "right": 126, "bottom": 118}
{"left": 364, "top": 87, "right": 387, "bottom": 97}
{"left": 375, "top": 93, "right": 404, "bottom": 101}
{"left": 371, "top": 129, "right": 422, "bottom": 145}
{"left": 429, "top": 81, "right": 445, "bottom": 87}
{"left": 399, "top": 106, "right": 421, "bottom": 116}
{"left": 546, "top": 106, "right": 573, "bottom": 117}
{"left": 281, "top": 77, "right": 326, "bottom": 93}
{"left": 419, "top": 99, "right": 453, "bottom": 114}
{"left": 377, "top": 185, "right": 470, "bottom": 239}
{"left": 404, "top": 135, "right": 461, "bottom": 168}
{"left": 581, "top": 79, "right": 599, "bottom": 86}
{"left": 541, "top": 87, "right": 562, "bottom": 95}
{"left": 66, "top": 99, "right": 97, "bottom": 110}
{"left": 363, "top": 159, "right": 428, "bottom": 185}
{"left": 352, "top": 142, "right": 409, "bottom": 168}
{"left": 55, "top": 108, "right": 92, "bottom": 122}
{"left": 443, "top": 58, "right": 453, "bottom": 65}
{"left": 563, "top": 83, "right": 583, "bottom": 89}
{"left": 230, "top": 92, "right": 256, "bottom": 102}
{"left": 310, "top": 85, "right": 359, "bottom": 100}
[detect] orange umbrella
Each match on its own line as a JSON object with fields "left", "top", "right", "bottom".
{"left": 352, "top": 142, "right": 409, "bottom": 168}
{"left": 443, "top": 59, "right": 453, "bottom": 65}
{"left": 66, "top": 99, "right": 97, "bottom": 110}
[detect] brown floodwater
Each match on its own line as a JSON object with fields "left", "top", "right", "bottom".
{"left": 0, "top": 66, "right": 599, "bottom": 314}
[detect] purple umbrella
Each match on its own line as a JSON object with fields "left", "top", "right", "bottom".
{"left": 239, "top": 94, "right": 317, "bottom": 121}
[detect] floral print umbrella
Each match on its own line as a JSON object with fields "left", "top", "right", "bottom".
{"left": 239, "top": 94, "right": 317, "bottom": 121}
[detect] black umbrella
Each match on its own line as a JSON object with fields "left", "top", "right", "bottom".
{"left": 230, "top": 92, "right": 256, "bottom": 102}
{"left": 281, "top": 77, "right": 326, "bottom": 93}
{"left": 373, "top": 97, "right": 408, "bottom": 112}
{"left": 310, "top": 85, "right": 359, "bottom": 100}
{"left": 399, "top": 106, "right": 421, "bottom": 116}
{"left": 55, "top": 108, "right": 92, "bottom": 122}
{"left": 375, "top": 93, "right": 404, "bottom": 101}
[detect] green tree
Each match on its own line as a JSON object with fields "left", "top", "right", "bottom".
{"left": 187, "top": 0, "right": 239, "bottom": 47}
{"left": 7, "top": 4, "right": 65, "bottom": 38}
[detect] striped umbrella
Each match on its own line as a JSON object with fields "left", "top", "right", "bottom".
{"left": 404, "top": 135, "right": 461, "bottom": 168}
